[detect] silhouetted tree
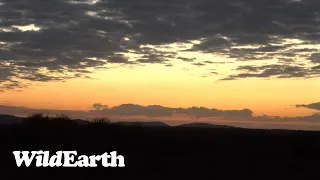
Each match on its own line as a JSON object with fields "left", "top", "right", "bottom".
{"left": 49, "top": 114, "right": 75, "bottom": 127}
{"left": 24, "top": 113, "right": 49, "bottom": 126}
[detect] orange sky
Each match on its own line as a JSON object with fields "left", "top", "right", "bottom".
{"left": 1, "top": 61, "right": 319, "bottom": 117}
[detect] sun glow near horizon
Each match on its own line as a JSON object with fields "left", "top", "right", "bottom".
{"left": 1, "top": 60, "right": 319, "bottom": 117}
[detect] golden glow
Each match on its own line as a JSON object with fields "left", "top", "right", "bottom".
{"left": 1, "top": 62, "right": 319, "bottom": 117}
{"left": 0, "top": 40, "right": 319, "bottom": 118}
{"left": 12, "top": 24, "right": 41, "bottom": 31}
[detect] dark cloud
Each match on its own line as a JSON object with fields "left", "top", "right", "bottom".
{"left": 135, "top": 48, "right": 176, "bottom": 64}
{"left": 91, "top": 103, "right": 109, "bottom": 110}
{"left": 89, "top": 104, "right": 254, "bottom": 118}
{"left": 0, "top": 105, "right": 89, "bottom": 119}
{"left": 177, "top": 57, "right": 196, "bottom": 62}
{"left": 211, "top": 62, "right": 233, "bottom": 64}
{"left": 98, "top": 104, "right": 174, "bottom": 117}
{"left": 0, "top": 103, "right": 254, "bottom": 119}
{"left": 0, "top": 0, "right": 319, "bottom": 90}
{"left": 312, "top": 65, "right": 320, "bottom": 70}
{"left": 253, "top": 113, "right": 320, "bottom": 122}
{"left": 222, "top": 64, "right": 319, "bottom": 80}
{"left": 298, "top": 113, "right": 320, "bottom": 122}
{"left": 1, "top": 104, "right": 320, "bottom": 130}
{"left": 192, "top": 35, "right": 232, "bottom": 53}
{"left": 296, "top": 102, "right": 320, "bottom": 111}
{"left": 309, "top": 53, "right": 320, "bottom": 63}
{"left": 174, "top": 106, "right": 253, "bottom": 118}
{"left": 236, "top": 65, "right": 260, "bottom": 72}
{"left": 193, "top": 62, "right": 206, "bottom": 66}
{"left": 106, "top": 54, "right": 132, "bottom": 64}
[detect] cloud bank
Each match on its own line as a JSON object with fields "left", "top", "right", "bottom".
{"left": 0, "top": 103, "right": 319, "bottom": 121}
{"left": 296, "top": 102, "right": 320, "bottom": 111}
{"left": 89, "top": 104, "right": 253, "bottom": 118}
{"left": 0, "top": 0, "right": 320, "bottom": 90}
{"left": 0, "top": 103, "right": 253, "bottom": 118}
{"left": 1, "top": 103, "right": 320, "bottom": 130}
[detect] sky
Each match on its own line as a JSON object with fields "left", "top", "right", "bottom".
{"left": 0, "top": 0, "right": 319, "bottom": 128}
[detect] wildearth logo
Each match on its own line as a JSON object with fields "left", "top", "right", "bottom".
{"left": 12, "top": 151, "right": 125, "bottom": 167}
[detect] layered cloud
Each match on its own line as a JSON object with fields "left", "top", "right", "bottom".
{"left": 1, "top": 0, "right": 320, "bottom": 90}
{"left": 89, "top": 104, "right": 254, "bottom": 118}
{"left": 0, "top": 103, "right": 252, "bottom": 118}
{"left": 221, "top": 64, "right": 319, "bottom": 80}
{"left": 1, "top": 103, "right": 320, "bottom": 131}
{"left": 296, "top": 102, "right": 320, "bottom": 111}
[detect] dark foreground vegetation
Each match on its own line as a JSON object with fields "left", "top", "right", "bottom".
{"left": 1, "top": 113, "right": 320, "bottom": 180}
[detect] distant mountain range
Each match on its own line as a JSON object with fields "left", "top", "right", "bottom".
{"left": 0, "top": 114, "right": 238, "bottom": 128}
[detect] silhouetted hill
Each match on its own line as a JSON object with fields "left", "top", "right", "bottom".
{"left": 0, "top": 114, "right": 24, "bottom": 124}
{"left": 73, "top": 118, "right": 90, "bottom": 125}
{"left": 1, "top": 114, "right": 320, "bottom": 180}
{"left": 115, "top": 121, "right": 170, "bottom": 127}
{"left": 0, "top": 114, "right": 231, "bottom": 128}
{"left": 176, "top": 122, "right": 237, "bottom": 128}
{"left": 0, "top": 114, "right": 91, "bottom": 125}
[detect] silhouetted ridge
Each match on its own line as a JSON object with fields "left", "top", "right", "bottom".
{"left": 115, "top": 121, "right": 170, "bottom": 127}
{"left": 177, "top": 123, "right": 237, "bottom": 128}
{"left": 73, "top": 119, "right": 90, "bottom": 124}
{"left": 1, "top": 113, "right": 320, "bottom": 180}
{"left": 0, "top": 114, "right": 24, "bottom": 124}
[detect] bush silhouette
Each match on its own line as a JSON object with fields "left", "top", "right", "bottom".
{"left": 49, "top": 114, "right": 75, "bottom": 127}
{"left": 24, "top": 113, "right": 50, "bottom": 126}
{"left": 51, "top": 114, "right": 71, "bottom": 121}
{"left": 90, "top": 117, "right": 111, "bottom": 125}
{"left": 23, "top": 113, "right": 76, "bottom": 127}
